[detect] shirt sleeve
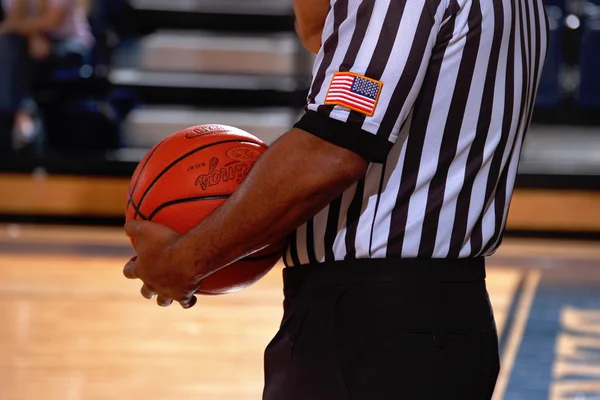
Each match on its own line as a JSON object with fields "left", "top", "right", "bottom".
{"left": 294, "top": 0, "right": 451, "bottom": 163}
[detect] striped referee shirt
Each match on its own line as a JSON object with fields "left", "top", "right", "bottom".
{"left": 286, "top": 0, "right": 549, "bottom": 265}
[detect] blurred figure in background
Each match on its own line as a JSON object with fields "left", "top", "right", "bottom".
{"left": 0, "top": 0, "right": 93, "bottom": 155}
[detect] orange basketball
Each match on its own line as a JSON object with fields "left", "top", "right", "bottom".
{"left": 125, "top": 124, "right": 286, "bottom": 295}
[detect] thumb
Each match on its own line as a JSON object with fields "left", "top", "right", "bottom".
{"left": 125, "top": 220, "right": 179, "bottom": 240}
{"left": 124, "top": 220, "right": 145, "bottom": 239}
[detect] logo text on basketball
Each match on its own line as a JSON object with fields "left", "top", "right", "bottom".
{"left": 195, "top": 157, "right": 254, "bottom": 190}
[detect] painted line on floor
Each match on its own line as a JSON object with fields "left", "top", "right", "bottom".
{"left": 493, "top": 269, "right": 542, "bottom": 400}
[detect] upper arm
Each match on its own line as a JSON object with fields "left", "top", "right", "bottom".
{"left": 293, "top": 0, "right": 331, "bottom": 54}
{"left": 295, "top": 0, "right": 451, "bottom": 164}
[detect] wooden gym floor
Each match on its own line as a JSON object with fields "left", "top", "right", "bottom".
{"left": 0, "top": 224, "right": 599, "bottom": 400}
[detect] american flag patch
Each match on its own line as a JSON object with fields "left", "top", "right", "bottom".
{"left": 324, "top": 72, "right": 383, "bottom": 117}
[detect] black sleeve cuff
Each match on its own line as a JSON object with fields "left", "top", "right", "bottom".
{"left": 293, "top": 110, "right": 394, "bottom": 164}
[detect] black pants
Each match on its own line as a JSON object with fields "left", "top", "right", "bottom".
{"left": 263, "top": 258, "right": 500, "bottom": 400}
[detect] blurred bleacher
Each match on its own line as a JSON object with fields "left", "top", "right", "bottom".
{"left": 0, "top": 0, "right": 599, "bottom": 235}
{"left": 1, "top": 0, "right": 312, "bottom": 166}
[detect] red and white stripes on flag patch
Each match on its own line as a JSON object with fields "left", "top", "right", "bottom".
{"left": 324, "top": 72, "right": 384, "bottom": 117}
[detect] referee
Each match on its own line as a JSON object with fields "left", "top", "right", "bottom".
{"left": 123, "top": 0, "right": 549, "bottom": 398}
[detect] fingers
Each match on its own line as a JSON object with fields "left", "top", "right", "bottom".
{"left": 157, "top": 295, "right": 173, "bottom": 307}
{"left": 124, "top": 220, "right": 143, "bottom": 239}
{"left": 123, "top": 256, "right": 138, "bottom": 279}
{"left": 140, "top": 284, "right": 156, "bottom": 300}
{"left": 138, "top": 285, "right": 196, "bottom": 309}
{"left": 140, "top": 284, "right": 176, "bottom": 307}
{"left": 178, "top": 295, "right": 197, "bottom": 309}
{"left": 155, "top": 294, "right": 195, "bottom": 309}
{"left": 124, "top": 220, "right": 179, "bottom": 241}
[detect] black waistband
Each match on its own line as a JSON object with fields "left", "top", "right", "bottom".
{"left": 283, "top": 257, "right": 486, "bottom": 297}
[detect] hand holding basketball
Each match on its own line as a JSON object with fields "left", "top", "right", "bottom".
{"left": 123, "top": 220, "right": 200, "bottom": 309}
{"left": 124, "top": 124, "right": 286, "bottom": 301}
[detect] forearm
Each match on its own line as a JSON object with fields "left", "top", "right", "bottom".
{"left": 294, "top": 0, "right": 330, "bottom": 54}
{"left": 176, "top": 128, "right": 367, "bottom": 278}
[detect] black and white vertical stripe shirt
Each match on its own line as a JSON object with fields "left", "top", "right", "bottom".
{"left": 286, "top": 0, "right": 549, "bottom": 265}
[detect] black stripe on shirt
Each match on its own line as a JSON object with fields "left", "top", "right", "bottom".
{"left": 447, "top": 0, "right": 506, "bottom": 257}
{"left": 471, "top": 0, "right": 521, "bottom": 256}
{"left": 308, "top": 0, "right": 349, "bottom": 109}
{"left": 418, "top": 0, "right": 482, "bottom": 257}
{"left": 386, "top": 3, "right": 455, "bottom": 258}
{"left": 377, "top": 0, "right": 443, "bottom": 139}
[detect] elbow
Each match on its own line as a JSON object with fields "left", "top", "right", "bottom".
{"left": 315, "top": 153, "right": 369, "bottom": 199}
{"left": 303, "top": 160, "right": 366, "bottom": 214}
{"left": 338, "top": 156, "right": 369, "bottom": 186}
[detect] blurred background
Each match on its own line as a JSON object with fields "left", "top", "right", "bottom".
{"left": 0, "top": 0, "right": 314, "bottom": 221}
{"left": 0, "top": 0, "right": 599, "bottom": 399}
{"left": 0, "top": 0, "right": 598, "bottom": 231}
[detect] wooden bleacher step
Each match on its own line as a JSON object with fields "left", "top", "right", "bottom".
{"left": 121, "top": 106, "right": 301, "bottom": 148}
{"left": 136, "top": 30, "right": 304, "bottom": 76}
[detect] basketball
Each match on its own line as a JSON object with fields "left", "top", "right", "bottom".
{"left": 125, "top": 124, "right": 286, "bottom": 295}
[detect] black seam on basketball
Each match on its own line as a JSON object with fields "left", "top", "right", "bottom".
{"left": 136, "top": 139, "right": 263, "bottom": 212}
{"left": 130, "top": 136, "right": 170, "bottom": 219}
{"left": 130, "top": 138, "right": 164, "bottom": 196}
{"left": 148, "top": 195, "right": 231, "bottom": 220}
{"left": 240, "top": 249, "right": 285, "bottom": 261}
{"left": 128, "top": 192, "right": 149, "bottom": 220}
